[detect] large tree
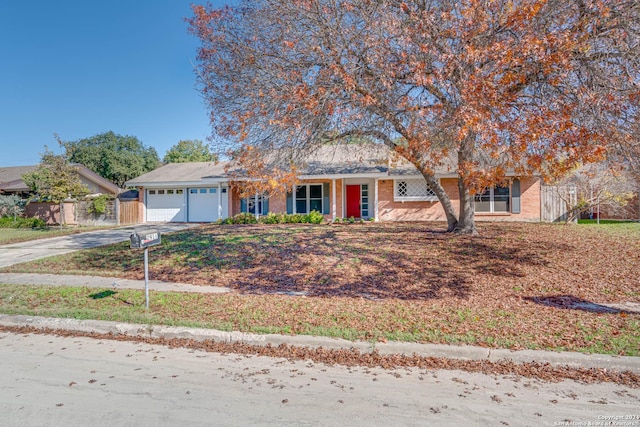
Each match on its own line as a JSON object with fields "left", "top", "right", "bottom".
{"left": 163, "top": 139, "right": 217, "bottom": 163}
{"left": 189, "top": 0, "right": 639, "bottom": 233}
{"left": 61, "top": 131, "right": 160, "bottom": 188}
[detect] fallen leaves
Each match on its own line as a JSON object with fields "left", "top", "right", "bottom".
{"left": 2, "top": 324, "right": 639, "bottom": 388}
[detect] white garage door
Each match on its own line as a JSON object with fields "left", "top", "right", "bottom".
{"left": 188, "top": 187, "right": 228, "bottom": 222}
{"left": 146, "top": 189, "right": 185, "bottom": 222}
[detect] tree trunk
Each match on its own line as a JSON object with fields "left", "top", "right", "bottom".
{"left": 454, "top": 135, "right": 478, "bottom": 234}
{"left": 455, "top": 178, "right": 477, "bottom": 234}
{"left": 422, "top": 174, "right": 459, "bottom": 232}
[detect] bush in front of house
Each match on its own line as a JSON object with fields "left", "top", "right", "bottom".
{"left": 218, "top": 212, "right": 258, "bottom": 225}
{"left": 0, "top": 216, "right": 47, "bottom": 229}
{"left": 217, "top": 210, "right": 325, "bottom": 225}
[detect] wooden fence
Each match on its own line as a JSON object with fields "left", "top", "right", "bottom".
{"left": 541, "top": 185, "right": 577, "bottom": 223}
{"left": 118, "top": 200, "right": 140, "bottom": 225}
{"left": 26, "top": 199, "right": 141, "bottom": 226}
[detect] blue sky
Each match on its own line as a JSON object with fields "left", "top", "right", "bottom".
{"left": 0, "top": 0, "right": 231, "bottom": 166}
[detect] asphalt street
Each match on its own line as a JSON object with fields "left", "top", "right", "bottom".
{"left": 2, "top": 331, "right": 639, "bottom": 427}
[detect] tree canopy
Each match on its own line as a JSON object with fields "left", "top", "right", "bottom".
{"left": 163, "top": 139, "right": 217, "bottom": 163}
{"left": 189, "top": 0, "right": 639, "bottom": 233}
{"left": 22, "top": 148, "right": 89, "bottom": 203}
{"left": 61, "top": 131, "right": 159, "bottom": 188}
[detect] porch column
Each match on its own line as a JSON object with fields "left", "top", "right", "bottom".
{"left": 217, "top": 182, "right": 222, "bottom": 219}
{"left": 342, "top": 179, "right": 345, "bottom": 219}
{"left": 254, "top": 193, "right": 259, "bottom": 219}
{"left": 374, "top": 178, "right": 379, "bottom": 222}
{"left": 292, "top": 184, "right": 297, "bottom": 214}
{"left": 332, "top": 179, "right": 336, "bottom": 221}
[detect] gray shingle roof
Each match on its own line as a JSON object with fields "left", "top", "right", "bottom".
{"left": 0, "top": 165, "right": 38, "bottom": 192}
{"left": 125, "top": 145, "right": 459, "bottom": 186}
{"left": 125, "top": 162, "right": 228, "bottom": 185}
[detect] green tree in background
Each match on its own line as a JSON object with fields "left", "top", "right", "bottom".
{"left": 61, "top": 131, "right": 159, "bottom": 188}
{"left": 22, "top": 147, "right": 89, "bottom": 227}
{"left": 163, "top": 139, "right": 217, "bottom": 163}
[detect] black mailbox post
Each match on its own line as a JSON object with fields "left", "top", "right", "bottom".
{"left": 130, "top": 230, "right": 161, "bottom": 309}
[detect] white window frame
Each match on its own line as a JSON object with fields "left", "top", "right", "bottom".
{"left": 290, "top": 184, "right": 323, "bottom": 214}
{"left": 394, "top": 179, "right": 438, "bottom": 202}
{"left": 475, "top": 185, "right": 510, "bottom": 213}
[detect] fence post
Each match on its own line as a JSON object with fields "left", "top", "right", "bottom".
{"left": 115, "top": 198, "right": 121, "bottom": 226}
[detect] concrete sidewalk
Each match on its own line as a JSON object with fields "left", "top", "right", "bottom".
{"left": 0, "top": 313, "right": 638, "bottom": 374}
{"left": 0, "top": 273, "right": 231, "bottom": 294}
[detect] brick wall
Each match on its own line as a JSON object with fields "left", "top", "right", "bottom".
{"left": 26, "top": 201, "right": 77, "bottom": 225}
{"left": 378, "top": 177, "right": 541, "bottom": 222}
{"left": 378, "top": 178, "right": 455, "bottom": 221}
{"left": 214, "top": 176, "right": 542, "bottom": 222}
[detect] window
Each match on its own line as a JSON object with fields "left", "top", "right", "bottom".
{"left": 287, "top": 184, "right": 323, "bottom": 214}
{"left": 475, "top": 185, "right": 510, "bottom": 213}
{"left": 394, "top": 179, "right": 437, "bottom": 201}
{"left": 176, "top": 189, "right": 183, "bottom": 194}
{"left": 157, "top": 189, "right": 165, "bottom": 195}
{"left": 148, "top": 190, "right": 156, "bottom": 195}
{"left": 190, "top": 188, "right": 197, "bottom": 194}
{"left": 167, "top": 189, "right": 174, "bottom": 195}
{"left": 361, "top": 184, "right": 369, "bottom": 218}
{"left": 241, "top": 193, "right": 269, "bottom": 216}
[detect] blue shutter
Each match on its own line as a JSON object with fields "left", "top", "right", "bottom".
{"left": 511, "top": 179, "right": 521, "bottom": 214}
{"left": 263, "top": 197, "right": 269, "bottom": 215}
{"left": 286, "top": 192, "right": 292, "bottom": 214}
{"left": 240, "top": 198, "right": 247, "bottom": 213}
{"left": 322, "top": 183, "right": 330, "bottom": 214}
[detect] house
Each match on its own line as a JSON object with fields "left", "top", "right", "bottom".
{"left": 126, "top": 145, "right": 543, "bottom": 223}
{"left": 1, "top": 163, "right": 122, "bottom": 225}
{"left": 0, "top": 164, "right": 121, "bottom": 197}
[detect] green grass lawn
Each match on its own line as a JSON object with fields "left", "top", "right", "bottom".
{"left": 0, "top": 226, "right": 113, "bottom": 245}
{"left": 1, "top": 221, "right": 639, "bottom": 355}
{"left": 1, "top": 283, "right": 638, "bottom": 356}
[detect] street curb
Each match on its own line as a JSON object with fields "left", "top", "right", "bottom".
{"left": 1, "top": 314, "right": 639, "bottom": 374}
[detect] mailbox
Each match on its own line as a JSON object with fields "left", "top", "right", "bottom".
{"left": 130, "top": 231, "right": 161, "bottom": 249}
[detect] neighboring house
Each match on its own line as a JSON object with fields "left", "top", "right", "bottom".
{"left": 126, "top": 145, "right": 543, "bottom": 223}
{"left": 0, "top": 165, "right": 38, "bottom": 197}
{"left": 0, "top": 164, "right": 121, "bottom": 197}
{"left": 1, "top": 163, "right": 123, "bottom": 225}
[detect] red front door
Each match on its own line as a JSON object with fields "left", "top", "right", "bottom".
{"left": 346, "top": 185, "right": 361, "bottom": 218}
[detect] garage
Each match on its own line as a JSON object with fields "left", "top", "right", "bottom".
{"left": 188, "top": 187, "right": 228, "bottom": 222}
{"left": 146, "top": 189, "right": 185, "bottom": 222}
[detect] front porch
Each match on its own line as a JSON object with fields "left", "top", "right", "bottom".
{"left": 232, "top": 178, "right": 381, "bottom": 221}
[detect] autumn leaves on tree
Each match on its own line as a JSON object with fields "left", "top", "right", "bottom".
{"left": 189, "top": 0, "right": 639, "bottom": 233}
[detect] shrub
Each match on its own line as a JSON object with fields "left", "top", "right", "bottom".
{"left": 0, "top": 195, "right": 25, "bottom": 218}
{"left": 218, "top": 212, "right": 258, "bottom": 225}
{"left": 285, "top": 213, "right": 305, "bottom": 223}
{"left": 0, "top": 216, "right": 46, "bottom": 229}
{"left": 259, "top": 212, "right": 286, "bottom": 224}
{"left": 219, "top": 211, "right": 325, "bottom": 225}
{"left": 307, "top": 210, "right": 324, "bottom": 224}
{"left": 87, "top": 194, "right": 112, "bottom": 215}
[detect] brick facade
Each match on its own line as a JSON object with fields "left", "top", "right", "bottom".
{"left": 181, "top": 176, "right": 543, "bottom": 223}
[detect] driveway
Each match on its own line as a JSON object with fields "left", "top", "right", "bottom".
{"left": 0, "top": 224, "right": 199, "bottom": 268}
